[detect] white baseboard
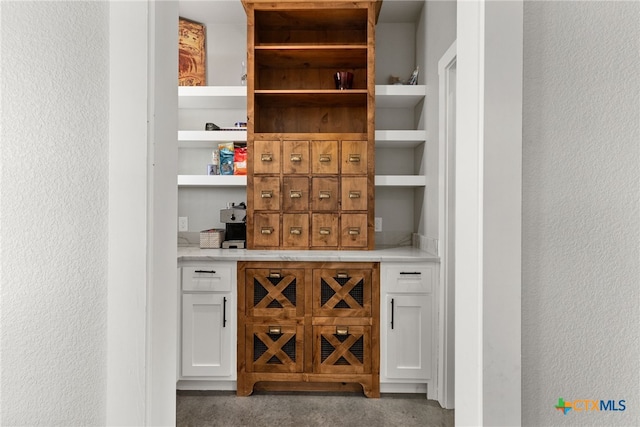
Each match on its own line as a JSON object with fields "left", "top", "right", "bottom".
{"left": 380, "top": 382, "right": 428, "bottom": 394}
{"left": 177, "top": 380, "right": 237, "bottom": 391}
{"left": 177, "top": 380, "right": 432, "bottom": 396}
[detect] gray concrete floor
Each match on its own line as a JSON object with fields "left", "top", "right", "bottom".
{"left": 177, "top": 391, "right": 454, "bottom": 427}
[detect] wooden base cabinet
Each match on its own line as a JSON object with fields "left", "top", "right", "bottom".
{"left": 237, "top": 261, "right": 380, "bottom": 397}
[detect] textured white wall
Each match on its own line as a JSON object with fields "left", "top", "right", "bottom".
{"left": 522, "top": 1, "right": 640, "bottom": 425}
{"left": 0, "top": 1, "right": 109, "bottom": 425}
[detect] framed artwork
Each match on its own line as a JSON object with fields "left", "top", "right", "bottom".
{"left": 179, "top": 17, "right": 206, "bottom": 86}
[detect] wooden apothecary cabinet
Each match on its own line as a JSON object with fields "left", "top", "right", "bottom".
{"left": 243, "top": 0, "right": 381, "bottom": 250}
{"left": 237, "top": 261, "right": 380, "bottom": 397}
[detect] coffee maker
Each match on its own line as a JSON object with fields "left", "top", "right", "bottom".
{"left": 220, "top": 202, "right": 246, "bottom": 249}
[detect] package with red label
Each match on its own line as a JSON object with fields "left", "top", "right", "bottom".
{"left": 234, "top": 143, "right": 247, "bottom": 175}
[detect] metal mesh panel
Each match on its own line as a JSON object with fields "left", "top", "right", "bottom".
{"left": 321, "top": 336, "right": 333, "bottom": 362}
{"left": 267, "top": 299, "right": 283, "bottom": 308}
{"left": 254, "top": 280, "right": 268, "bottom": 306}
{"left": 280, "top": 334, "right": 296, "bottom": 361}
{"left": 349, "top": 279, "right": 364, "bottom": 305}
{"left": 335, "top": 356, "right": 349, "bottom": 365}
{"left": 320, "top": 334, "right": 364, "bottom": 364}
{"left": 320, "top": 276, "right": 364, "bottom": 308}
{"left": 350, "top": 335, "right": 364, "bottom": 363}
{"left": 253, "top": 277, "right": 297, "bottom": 307}
{"left": 254, "top": 335, "right": 270, "bottom": 362}
{"left": 282, "top": 279, "right": 297, "bottom": 305}
{"left": 320, "top": 279, "right": 334, "bottom": 306}
{"left": 335, "top": 300, "right": 350, "bottom": 308}
{"left": 253, "top": 333, "right": 296, "bottom": 363}
{"left": 267, "top": 355, "right": 282, "bottom": 364}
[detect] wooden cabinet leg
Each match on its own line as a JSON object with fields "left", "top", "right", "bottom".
{"left": 236, "top": 375, "right": 254, "bottom": 396}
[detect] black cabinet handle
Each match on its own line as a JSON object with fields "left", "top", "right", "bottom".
{"left": 391, "top": 298, "right": 395, "bottom": 330}
{"left": 223, "top": 297, "right": 227, "bottom": 328}
{"left": 399, "top": 272, "right": 421, "bottom": 275}
{"left": 195, "top": 270, "right": 216, "bottom": 274}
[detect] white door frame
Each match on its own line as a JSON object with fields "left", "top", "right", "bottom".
{"left": 107, "top": 1, "right": 178, "bottom": 425}
{"left": 455, "top": 1, "right": 523, "bottom": 425}
{"left": 437, "top": 40, "right": 457, "bottom": 411}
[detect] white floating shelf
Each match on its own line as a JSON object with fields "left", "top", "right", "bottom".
{"left": 375, "top": 175, "right": 427, "bottom": 187}
{"left": 178, "top": 86, "right": 247, "bottom": 109}
{"left": 177, "top": 175, "right": 425, "bottom": 188}
{"left": 178, "top": 130, "right": 247, "bottom": 148}
{"left": 178, "top": 85, "right": 425, "bottom": 109}
{"left": 178, "top": 175, "right": 247, "bottom": 187}
{"left": 375, "top": 85, "right": 427, "bottom": 108}
{"left": 375, "top": 130, "right": 427, "bottom": 148}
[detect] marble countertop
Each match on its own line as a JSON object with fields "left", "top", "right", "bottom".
{"left": 178, "top": 245, "right": 439, "bottom": 263}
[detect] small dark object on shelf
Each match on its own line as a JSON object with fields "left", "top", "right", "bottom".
{"left": 334, "top": 71, "right": 354, "bottom": 90}
{"left": 205, "top": 122, "right": 220, "bottom": 131}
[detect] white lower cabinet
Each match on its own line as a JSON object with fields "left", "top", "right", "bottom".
{"left": 179, "top": 262, "right": 237, "bottom": 385}
{"left": 384, "top": 294, "right": 432, "bottom": 379}
{"left": 182, "top": 293, "right": 232, "bottom": 376}
{"left": 381, "top": 262, "right": 437, "bottom": 393}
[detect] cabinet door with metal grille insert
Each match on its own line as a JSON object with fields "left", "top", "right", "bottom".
{"left": 246, "top": 324, "right": 304, "bottom": 373}
{"left": 313, "top": 325, "right": 371, "bottom": 374}
{"left": 312, "top": 268, "right": 371, "bottom": 317}
{"left": 245, "top": 268, "right": 304, "bottom": 318}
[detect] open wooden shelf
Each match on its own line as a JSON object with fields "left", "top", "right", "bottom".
{"left": 255, "top": 46, "right": 367, "bottom": 68}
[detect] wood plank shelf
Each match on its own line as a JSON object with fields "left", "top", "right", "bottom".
{"left": 255, "top": 90, "right": 368, "bottom": 107}
{"left": 255, "top": 46, "right": 368, "bottom": 68}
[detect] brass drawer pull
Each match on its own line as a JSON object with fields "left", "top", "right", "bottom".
{"left": 318, "top": 191, "right": 331, "bottom": 199}
{"left": 348, "top": 191, "right": 361, "bottom": 199}
{"left": 289, "top": 190, "right": 302, "bottom": 199}
{"left": 348, "top": 227, "right": 360, "bottom": 235}
{"left": 269, "top": 271, "right": 281, "bottom": 279}
{"left": 336, "top": 327, "right": 349, "bottom": 336}
{"left": 289, "top": 227, "right": 302, "bottom": 235}
{"left": 269, "top": 326, "right": 282, "bottom": 335}
{"left": 290, "top": 153, "right": 302, "bottom": 162}
{"left": 261, "top": 190, "right": 273, "bottom": 198}
{"left": 319, "top": 228, "right": 331, "bottom": 235}
{"left": 319, "top": 154, "right": 331, "bottom": 163}
{"left": 337, "top": 272, "right": 348, "bottom": 279}
{"left": 261, "top": 153, "right": 273, "bottom": 162}
{"left": 261, "top": 227, "right": 273, "bottom": 235}
{"left": 348, "top": 154, "right": 361, "bottom": 163}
